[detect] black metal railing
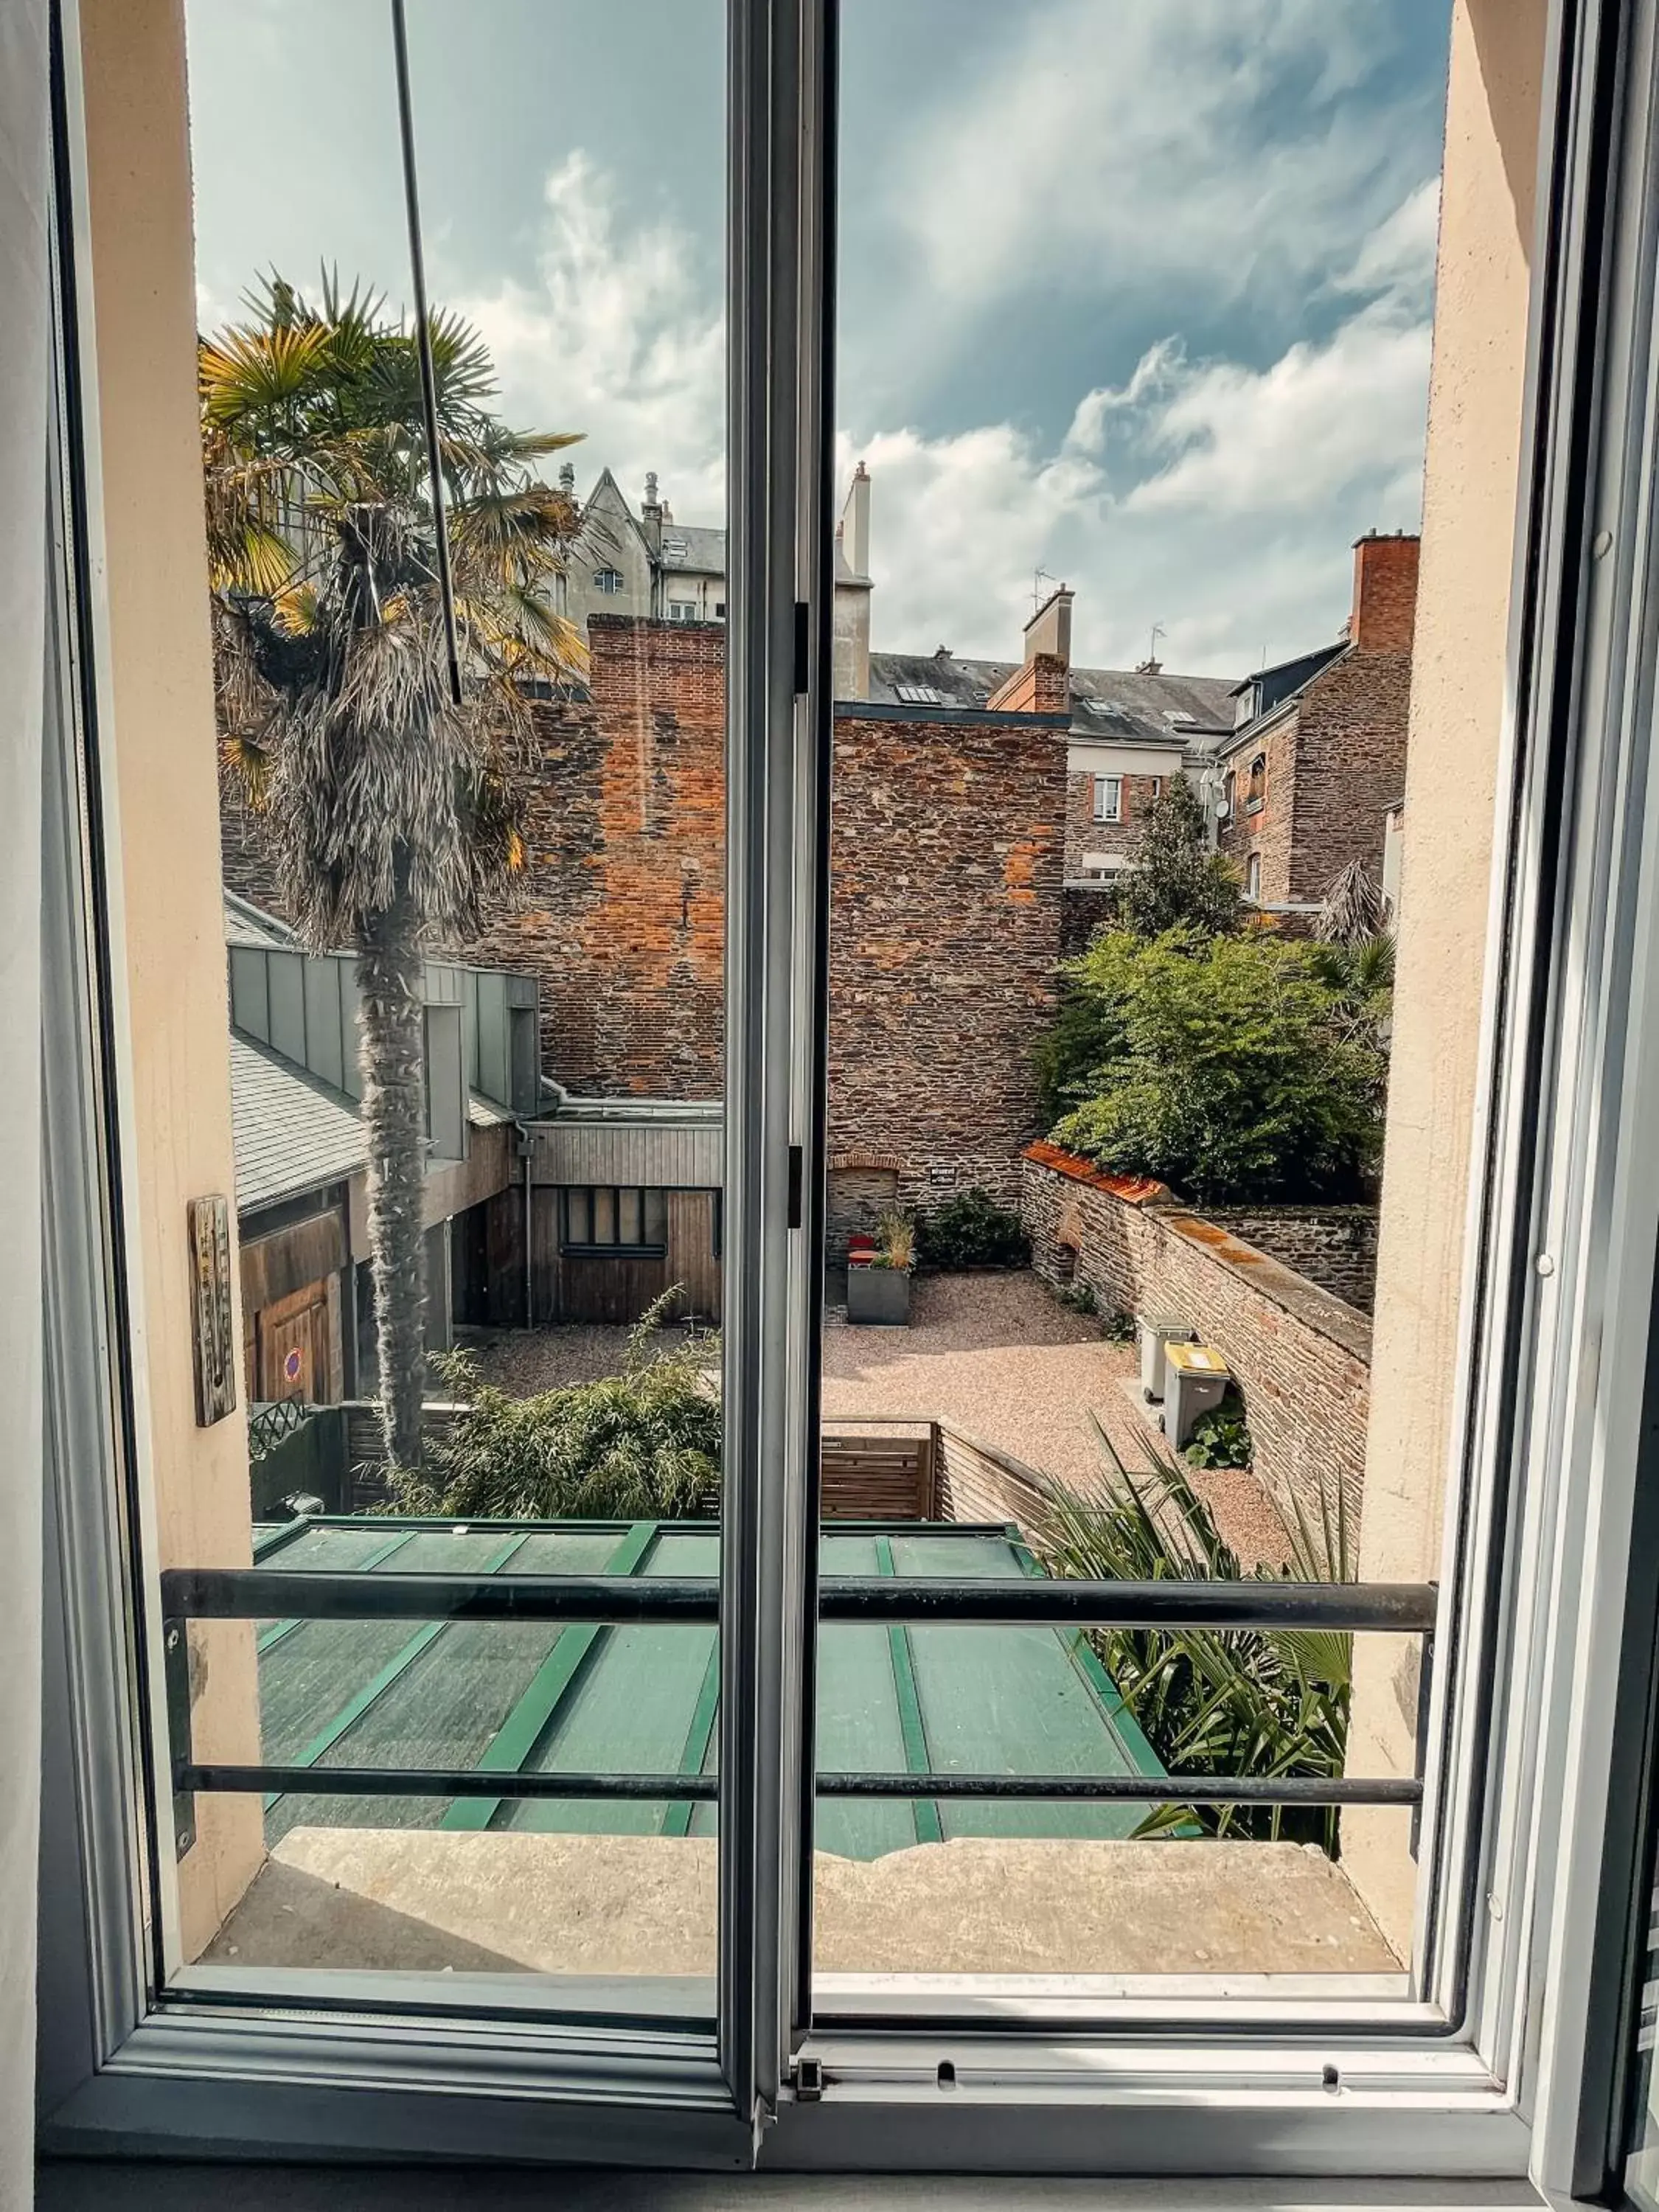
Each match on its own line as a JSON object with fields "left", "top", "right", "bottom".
{"left": 159, "top": 1562, "right": 1436, "bottom": 1854}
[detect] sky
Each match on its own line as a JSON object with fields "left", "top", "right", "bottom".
{"left": 184, "top": 0, "right": 1453, "bottom": 679}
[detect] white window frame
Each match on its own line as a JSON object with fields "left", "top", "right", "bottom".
{"left": 1092, "top": 772, "right": 1121, "bottom": 822}
{"left": 35, "top": 0, "right": 1659, "bottom": 2185}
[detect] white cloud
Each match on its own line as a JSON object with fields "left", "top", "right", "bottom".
{"left": 456, "top": 153, "right": 726, "bottom": 521}
{"left": 845, "top": 184, "right": 1436, "bottom": 675}
{"left": 888, "top": 0, "right": 1427, "bottom": 322}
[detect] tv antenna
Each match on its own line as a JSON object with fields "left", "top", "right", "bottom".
{"left": 1033, "top": 566, "right": 1060, "bottom": 613}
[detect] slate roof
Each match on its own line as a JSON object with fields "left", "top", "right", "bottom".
{"left": 1221, "top": 641, "right": 1350, "bottom": 752}
{"left": 223, "top": 891, "right": 296, "bottom": 949}
{"left": 658, "top": 524, "right": 726, "bottom": 575}
{"left": 866, "top": 651, "right": 1236, "bottom": 744}
{"left": 230, "top": 1034, "right": 368, "bottom": 1214}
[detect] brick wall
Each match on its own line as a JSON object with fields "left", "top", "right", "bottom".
{"left": 1022, "top": 1145, "right": 1371, "bottom": 1543}
{"left": 1284, "top": 649, "right": 1413, "bottom": 905}
{"left": 830, "top": 707, "right": 1064, "bottom": 1208}
{"left": 462, "top": 616, "right": 1065, "bottom": 1203}
{"left": 470, "top": 616, "right": 727, "bottom": 1095}
{"left": 1063, "top": 768, "right": 1169, "bottom": 879}
{"left": 986, "top": 650, "right": 1068, "bottom": 717}
{"left": 1217, "top": 709, "right": 1299, "bottom": 907}
{"left": 1204, "top": 1206, "right": 1380, "bottom": 1314}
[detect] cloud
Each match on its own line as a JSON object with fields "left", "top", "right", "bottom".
{"left": 456, "top": 153, "right": 726, "bottom": 521}
{"left": 844, "top": 184, "right": 1436, "bottom": 675}
{"left": 886, "top": 0, "right": 1434, "bottom": 325}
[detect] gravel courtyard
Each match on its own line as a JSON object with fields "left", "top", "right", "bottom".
{"left": 461, "top": 1271, "right": 1291, "bottom": 1568}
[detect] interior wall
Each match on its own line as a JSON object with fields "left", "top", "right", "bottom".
{"left": 77, "top": 0, "right": 265, "bottom": 1958}
{"left": 1344, "top": 0, "right": 1549, "bottom": 1956}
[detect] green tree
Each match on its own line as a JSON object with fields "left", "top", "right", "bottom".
{"left": 1045, "top": 928, "right": 1385, "bottom": 1203}
{"left": 204, "top": 273, "right": 583, "bottom": 1467}
{"left": 1112, "top": 776, "right": 1241, "bottom": 938}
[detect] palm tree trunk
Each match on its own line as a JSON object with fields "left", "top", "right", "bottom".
{"left": 357, "top": 883, "right": 429, "bottom": 1468}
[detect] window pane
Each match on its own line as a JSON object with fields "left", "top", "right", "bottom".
{"left": 147, "top": 0, "right": 728, "bottom": 2008}
{"left": 816, "top": 0, "right": 1479, "bottom": 2003}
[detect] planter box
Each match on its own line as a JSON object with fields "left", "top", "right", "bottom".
{"left": 846, "top": 1265, "right": 911, "bottom": 1326}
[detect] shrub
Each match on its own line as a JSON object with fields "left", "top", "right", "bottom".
{"left": 1043, "top": 927, "right": 1385, "bottom": 1203}
{"left": 1102, "top": 1306, "right": 1137, "bottom": 1343}
{"left": 916, "top": 1187, "right": 1030, "bottom": 1271}
{"left": 1183, "top": 1394, "right": 1253, "bottom": 1470}
{"left": 1040, "top": 1432, "right": 1353, "bottom": 1853}
{"left": 1052, "top": 1280, "right": 1098, "bottom": 1316}
{"left": 387, "top": 1293, "right": 720, "bottom": 1521}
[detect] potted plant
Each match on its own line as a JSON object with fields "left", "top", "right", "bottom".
{"left": 847, "top": 1211, "right": 914, "bottom": 1325}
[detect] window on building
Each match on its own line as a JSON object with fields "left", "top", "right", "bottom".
{"left": 560, "top": 1186, "right": 669, "bottom": 1254}
{"left": 667, "top": 599, "right": 698, "bottom": 622}
{"left": 1222, "top": 768, "right": 1236, "bottom": 815}
{"left": 1093, "top": 773, "right": 1122, "bottom": 821}
{"left": 1150, "top": 776, "right": 1162, "bottom": 799}
{"left": 894, "top": 681, "right": 946, "bottom": 705}
{"left": 714, "top": 600, "right": 726, "bottom": 618}
{"left": 1246, "top": 851, "right": 1262, "bottom": 901}
{"left": 592, "top": 567, "right": 625, "bottom": 594}
{"left": 1245, "top": 753, "right": 1267, "bottom": 811}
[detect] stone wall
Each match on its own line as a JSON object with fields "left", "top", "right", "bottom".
{"left": 1285, "top": 647, "right": 1413, "bottom": 905}
{"left": 1217, "top": 706, "right": 1300, "bottom": 908}
{"left": 1204, "top": 1206, "right": 1380, "bottom": 1314}
{"left": 1021, "top": 1144, "right": 1371, "bottom": 1544}
{"left": 829, "top": 706, "right": 1065, "bottom": 1209}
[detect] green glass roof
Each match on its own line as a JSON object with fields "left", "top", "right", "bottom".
{"left": 250, "top": 1515, "right": 1166, "bottom": 1857}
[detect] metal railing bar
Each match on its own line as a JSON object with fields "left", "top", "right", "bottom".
{"left": 178, "top": 1763, "right": 1420, "bottom": 1807}
{"left": 163, "top": 1567, "right": 1437, "bottom": 1633}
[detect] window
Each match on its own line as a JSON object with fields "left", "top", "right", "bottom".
{"left": 1222, "top": 768, "right": 1236, "bottom": 815}
{"left": 592, "top": 566, "right": 625, "bottom": 594}
{"left": 1093, "top": 773, "right": 1121, "bottom": 821}
{"left": 1150, "top": 776, "right": 1163, "bottom": 799}
{"left": 1245, "top": 851, "right": 1261, "bottom": 901}
{"left": 36, "top": 0, "right": 1659, "bottom": 2183}
{"left": 894, "top": 681, "right": 946, "bottom": 705}
{"left": 560, "top": 1185, "right": 669, "bottom": 1255}
{"left": 1245, "top": 752, "right": 1267, "bottom": 811}
{"left": 667, "top": 599, "right": 698, "bottom": 622}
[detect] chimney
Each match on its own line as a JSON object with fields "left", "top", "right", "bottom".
{"left": 1349, "top": 530, "right": 1420, "bottom": 653}
{"left": 1023, "top": 584, "right": 1074, "bottom": 670}
{"left": 987, "top": 584, "right": 1074, "bottom": 714}
{"left": 641, "top": 470, "right": 663, "bottom": 557}
{"left": 832, "top": 463, "right": 874, "bottom": 701}
{"left": 557, "top": 460, "right": 577, "bottom": 499}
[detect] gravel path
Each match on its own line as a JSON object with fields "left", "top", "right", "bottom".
{"left": 822, "top": 1274, "right": 1293, "bottom": 1569}
{"left": 456, "top": 1273, "right": 1292, "bottom": 1570}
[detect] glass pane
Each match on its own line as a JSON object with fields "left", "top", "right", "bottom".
{"left": 815, "top": 0, "right": 1475, "bottom": 1998}
{"left": 161, "top": 0, "right": 726, "bottom": 2008}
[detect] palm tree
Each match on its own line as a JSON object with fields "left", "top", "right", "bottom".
{"left": 203, "top": 273, "right": 583, "bottom": 1468}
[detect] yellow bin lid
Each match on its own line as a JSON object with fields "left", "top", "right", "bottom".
{"left": 1166, "top": 1341, "right": 1230, "bottom": 1380}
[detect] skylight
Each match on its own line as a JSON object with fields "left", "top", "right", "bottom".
{"left": 895, "top": 683, "right": 947, "bottom": 706}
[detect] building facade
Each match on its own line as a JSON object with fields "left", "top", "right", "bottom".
{"left": 1216, "top": 532, "right": 1421, "bottom": 917}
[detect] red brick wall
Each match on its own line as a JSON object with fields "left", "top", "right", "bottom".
{"left": 1349, "top": 532, "right": 1420, "bottom": 654}
{"left": 467, "top": 617, "right": 1065, "bottom": 1203}
{"left": 987, "top": 652, "right": 1069, "bottom": 717}
{"left": 1022, "top": 1148, "right": 1371, "bottom": 1542}
{"left": 471, "top": 616, "right": 727, "bottom": 1095}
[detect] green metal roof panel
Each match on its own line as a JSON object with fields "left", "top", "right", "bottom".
{"left": 251, "top": 1515, "right": 1169, "bottom": 1857}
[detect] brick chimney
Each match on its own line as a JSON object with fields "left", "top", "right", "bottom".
{"left": 987, "top": 584, "right": 1073, "bottom": 714}
{"left": 1349, "top": 530, "right": 1420, "bottom": 654}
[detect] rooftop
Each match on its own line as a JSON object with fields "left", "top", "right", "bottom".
{"left": 866, "top": 650, "right": 1237, "bottom": 744}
